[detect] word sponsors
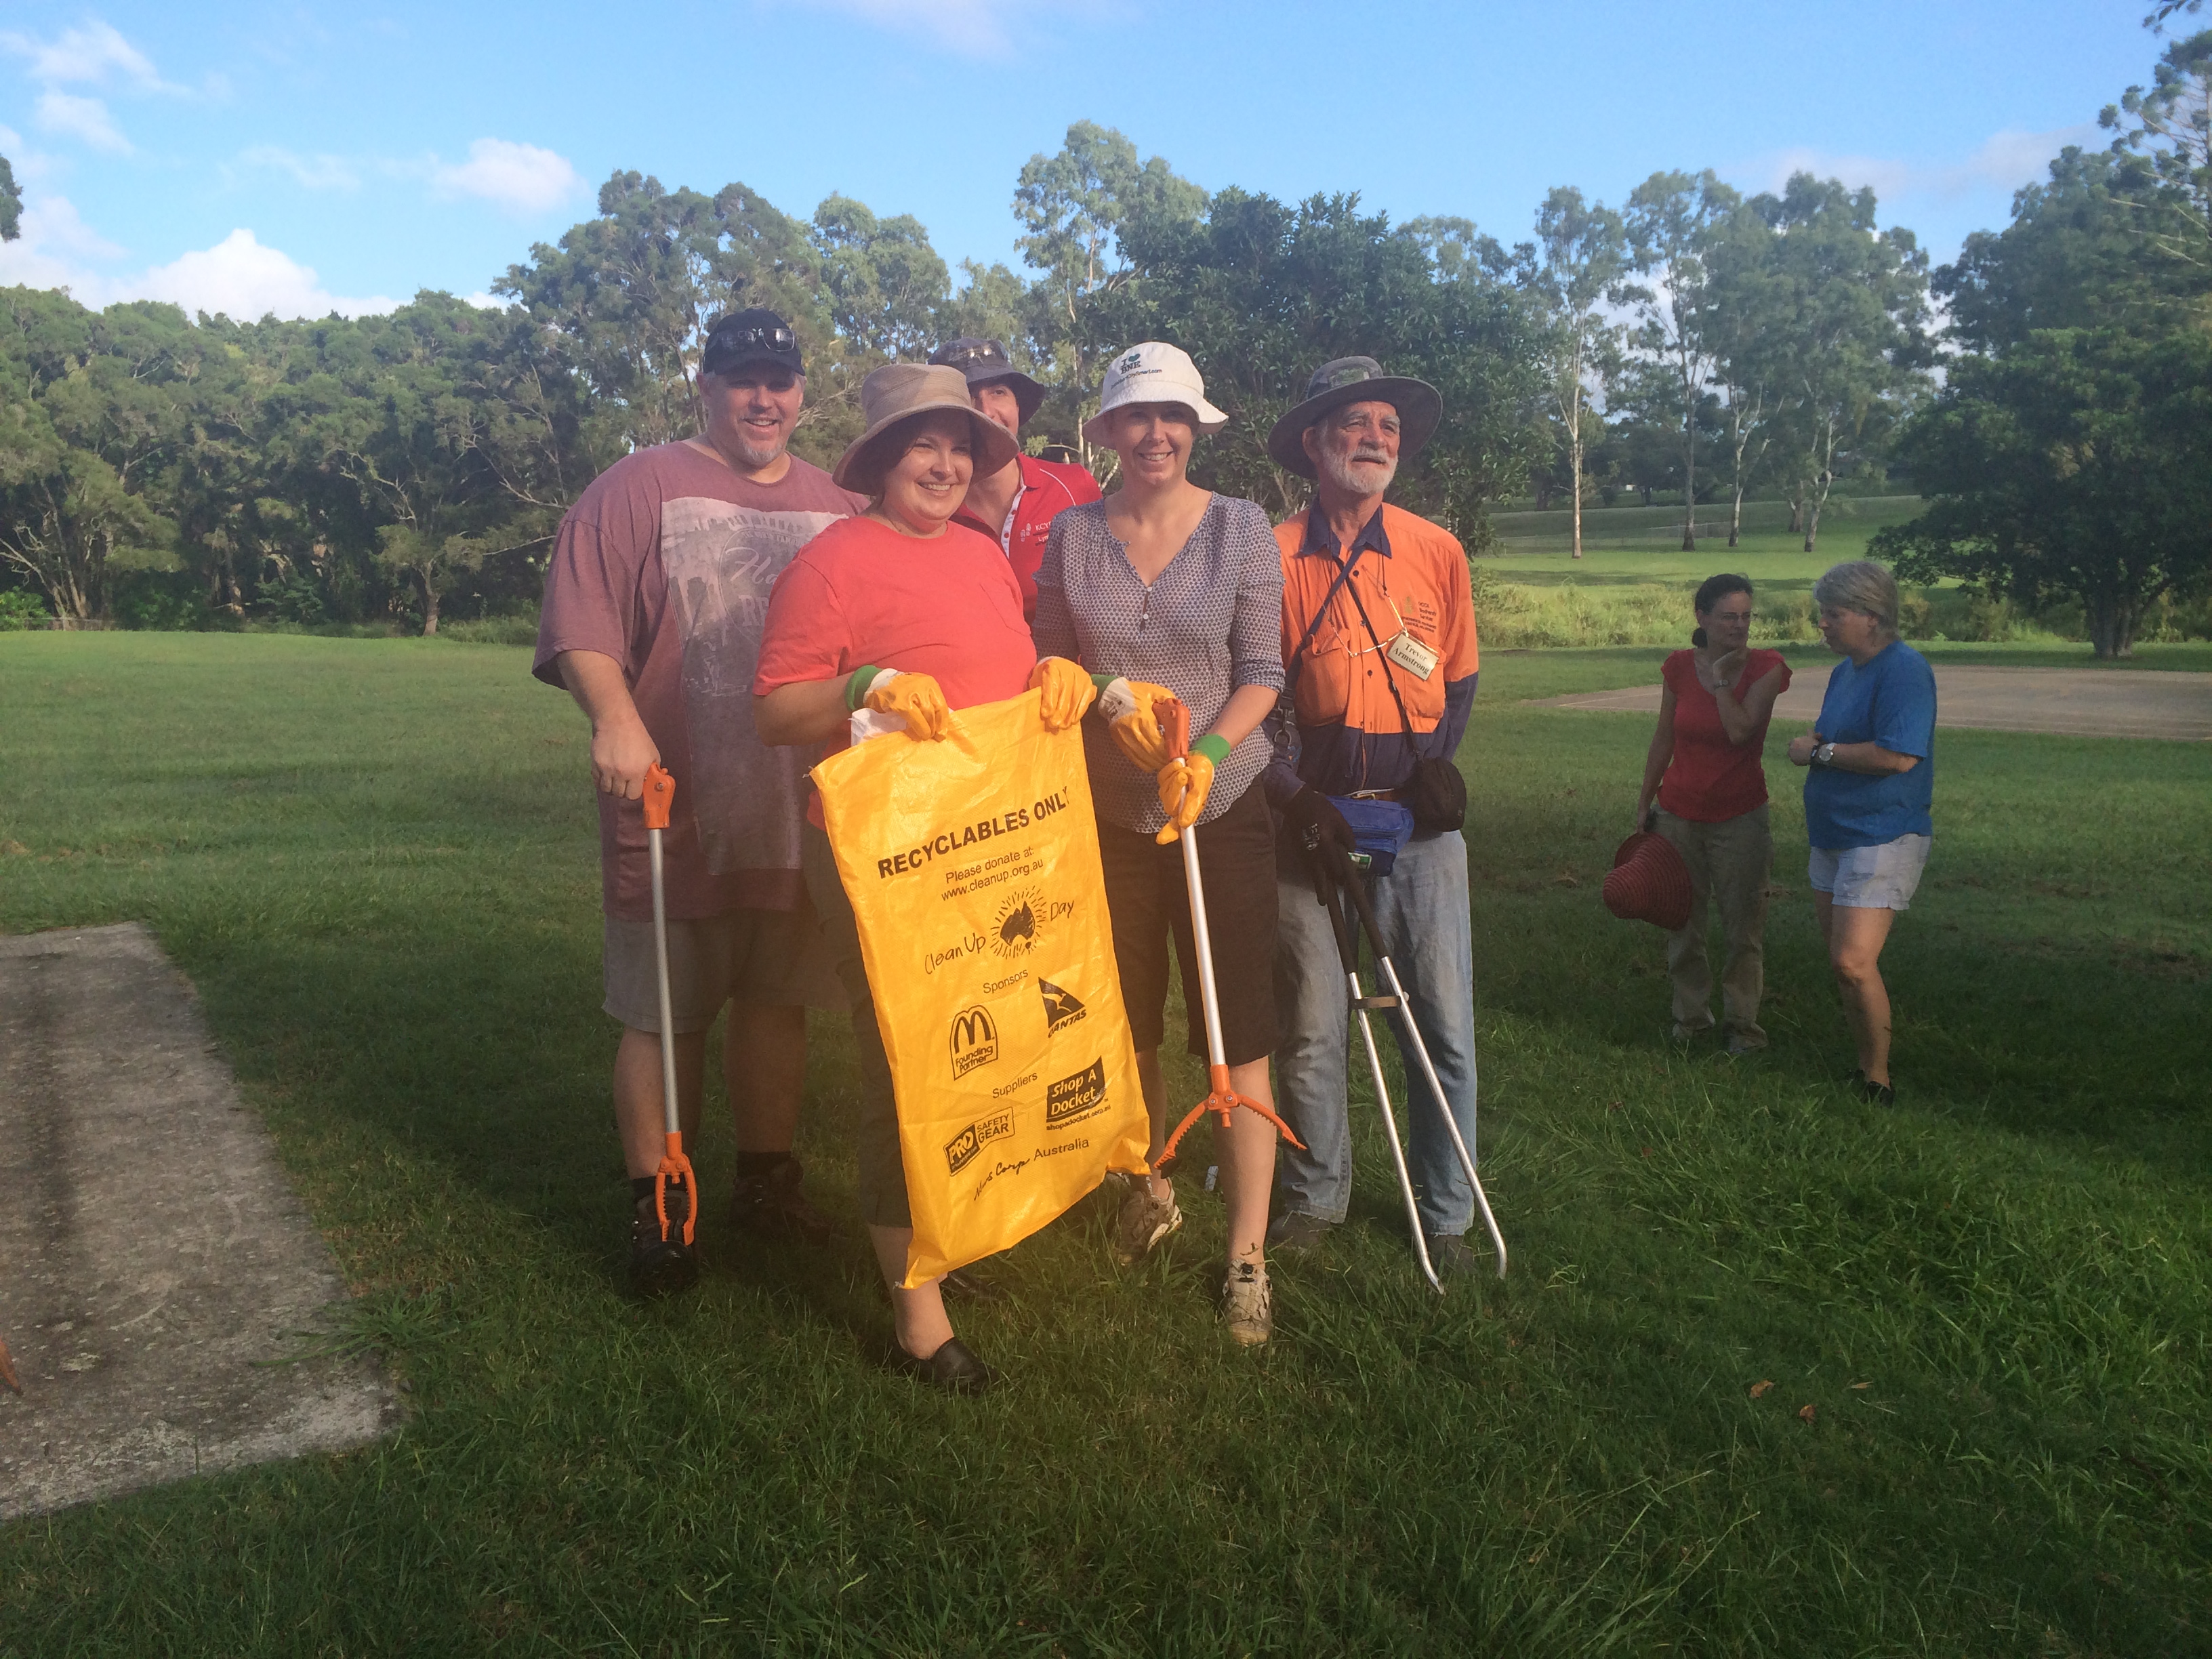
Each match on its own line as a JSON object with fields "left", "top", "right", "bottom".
{"left": 876, "top": 792, "right": 1071, "bottom": 880}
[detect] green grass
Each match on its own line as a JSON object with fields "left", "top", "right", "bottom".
{"left": 1, "top": 634, "right": 2207, "bottom": 1656}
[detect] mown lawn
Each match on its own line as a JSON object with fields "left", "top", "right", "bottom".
{"left": 1, "top": 634, "right": 2205, "bottom": 1656}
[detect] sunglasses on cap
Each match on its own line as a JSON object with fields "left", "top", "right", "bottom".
{"left": 710, "top": 323, "right": 796, "bottom": 354}
{"left": 935, "top": 341, "right": 1013, "bottom": 372}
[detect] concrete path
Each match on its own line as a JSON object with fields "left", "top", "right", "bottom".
{"left": 1534, "top": 663, "right": 2212, "bottom": 741}
{"left": 0, "top": 924, "right": 399, "bottom": 1520}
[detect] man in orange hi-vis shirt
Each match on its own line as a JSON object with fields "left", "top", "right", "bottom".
{"left": 1257, "top": 357, "right": 1487, "bottom": 1277}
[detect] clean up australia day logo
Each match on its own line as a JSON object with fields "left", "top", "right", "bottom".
{"left": 990, "top": 886, "right": 1073, "bottom": 961}
{"left": 949, "top": 1006, "right": 999, "bottom": 1078}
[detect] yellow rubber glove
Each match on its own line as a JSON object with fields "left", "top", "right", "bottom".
{"left": 1152, "top": 735, "right": 1229, "bottom": 844}
{"left": 1097, "top": 678, "right": 1178, "bottom": 773}
{"left": 1029, "top": 657, "right": 1097, "bottom": 731}
{"left": 864, "top": 671, "right": 951, "bottom": 741}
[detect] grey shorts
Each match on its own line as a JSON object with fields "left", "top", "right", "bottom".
{"left": 1808, "top": 834, "right": 1932, "bottom": 912}
{"left": 602, "top": 902, "right": 847, "bottom": 1033}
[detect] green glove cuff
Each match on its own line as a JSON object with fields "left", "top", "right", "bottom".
{"left": 1090, "top": 671, "right": 1119, "bottom": 691}
{"left": 844, "top": 665, "right": 882, "bottom": 712}
{"left": 1191, "top": 733, "right": 1232, "bottom": 766}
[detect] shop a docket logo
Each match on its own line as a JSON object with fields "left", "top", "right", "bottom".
{"left": 1039, "top": 978, "right": 1087, "bottom": 1035}
{"left": 945, "top": 1109, "right": 1013, "bottom": 1174}
{"left": 949, "top": 1006, "right": 999, "bottom": 1078}
{"left": 1044, "top": 1059, "right": 1107, "bottom": 1128}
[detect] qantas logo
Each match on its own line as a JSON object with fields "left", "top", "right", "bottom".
{"left": 1039, "top": 978, "right": 1087, "bottom": 1035}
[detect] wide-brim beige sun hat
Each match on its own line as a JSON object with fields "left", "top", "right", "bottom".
{"left": 1079, "top": 341, "right": 1231, "bottom": 447}
{"left": 833, "top": 363, "right": 1021, "bottom": 494}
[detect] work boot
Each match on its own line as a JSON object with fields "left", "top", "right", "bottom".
{"left": 1265, "top": 1210, "right": 1333, "bottom": 1254}
{"left": 628, "top": 1188, "right": 699, "bottom": 1298}
{"left": 730, "top": 1157, "right": 837, "bottom": 1244}
{"left": 1219, "top": 1261, "right": 1273, "bottom": 1347}
{"left": 1425, "top": 1233, "right": 1483, "bottom": 1279}
{"left": 1111, "top": 1182, "right": 1183, "bottom": 1266}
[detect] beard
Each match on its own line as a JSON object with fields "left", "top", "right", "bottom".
{"left": 728, "top": 429, "right": 789, "bottom": 470}
{"left": 1317, "top": 445, "right": 1396, "bottom": 499}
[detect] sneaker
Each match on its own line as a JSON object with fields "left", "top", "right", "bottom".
{"left": 1219, "top": 1261, "right": 1273, "bottom": 1346}
{"left": 1425, "top": 1233, "right": 1483, "bottom": 1279}
{"left": 1859, "top": 1075, "right": 1898, "bottom": 1106}
{"left": 1265, "top": 1210, "right": 1334, "bottom": 1254}
{"left": 730, "top": 1158, "right": 836, "bottom": 1244}
{"left": 1111, "top": 1182, "right": 1183, "bottom": 1266}
{"left": 1670, "top": 1021, "right": 1713, "bottom": 1043}
{"left": 1724, "top": 1029, "right": 1767, "bottom": 1057}
{"left": 628, "top": 1191, "right": 699, "bottom": 1298}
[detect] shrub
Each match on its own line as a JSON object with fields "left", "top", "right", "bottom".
{"left": 0, "top": 589, "right": 51, "bottom": 631}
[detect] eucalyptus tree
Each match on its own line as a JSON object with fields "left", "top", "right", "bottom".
{"left": 1520, "top": 188, "right": 1627, "bottom": 558}
{"left": 1702, "top": 205, "right": 1784, "bottom": 548}
{"left": 812, "top": 194, "right": 951, "bottom": 361}
{"left": 1622, "top": 169, "right": 1739, "bottom": 550}
{"left": 1013, "top": 122, "right": 1206, "bottom": 470}
{"left": 1752, "top": 176, "right": 1931, "bottom": 553}
{"left": 1, "top": 155, "right": 20, "bottom": 242}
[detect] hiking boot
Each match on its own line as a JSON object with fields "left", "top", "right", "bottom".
{"left": 1425, "top": 1233, "right": 1483, "bottom": 1279}
{"left": 730, "top": 1158, "right": 837, "bottom": 1244}
{"left": 1111, "top": 1182, "right": 1183, "bottom": 1266}
{"left": 1724, "top": 1029, "right": 1767, "bottom": 1057}
{"left": 1265, "top": 1210, "right": 1334, "bottom": 1254}
{"left": 628, "top": 1190, "right": 699, "bottom": 1298}
{"left": 1219, "top": 1261, "right": 1273, "bottom": 1347}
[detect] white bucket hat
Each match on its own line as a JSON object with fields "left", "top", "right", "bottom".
{"left": 1080, "top": 342, "right": 1231, "bottom": 446}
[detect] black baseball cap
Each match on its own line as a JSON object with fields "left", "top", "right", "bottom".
{"left": 928, "top": 336, "right": 1046, "bottom": 425}
{"left": 701, "top": 308, "right": 804, "bottom": 378}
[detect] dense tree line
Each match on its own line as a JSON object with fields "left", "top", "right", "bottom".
{"left": 1, "top": 28, "right": 2206, "bottom": 649}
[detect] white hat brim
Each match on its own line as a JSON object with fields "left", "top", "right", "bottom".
{"left": 1081, "top": 395, "right": 1230, "bottom": 447}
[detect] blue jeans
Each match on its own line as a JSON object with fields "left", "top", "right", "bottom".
{"left": 1272, "top": 830, "right": 1480, "bottom": 1237}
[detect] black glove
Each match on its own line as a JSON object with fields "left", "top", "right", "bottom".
{"left": 1282, "top": 787, "right": 1355, "bottom": 901}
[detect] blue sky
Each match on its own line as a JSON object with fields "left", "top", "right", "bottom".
{"left": 0, "top": 0, "right": 2167, "bottom": 321}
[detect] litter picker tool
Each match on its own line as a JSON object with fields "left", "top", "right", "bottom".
{"left": 642, "top": 763, "right": 698, "bottom": 1257}
{"left": 1313, "top": 836, "right": 1506, "bottom": 1287}
{"left": 1153, "top": 699, "right": 1305, "bottom": 1168}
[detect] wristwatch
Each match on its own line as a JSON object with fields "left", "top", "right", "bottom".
{"left": 1813, "top": 742, "right": 1837, "bottom": 768}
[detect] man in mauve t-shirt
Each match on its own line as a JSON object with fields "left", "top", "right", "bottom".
{"left": 533, "top": 308, "right": 866, "bottom": 1296}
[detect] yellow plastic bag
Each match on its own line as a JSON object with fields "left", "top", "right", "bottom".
{"left": 813, "top": 689, "right": 1149, "bottom": 1285}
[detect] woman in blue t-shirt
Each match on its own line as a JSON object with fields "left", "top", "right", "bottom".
{"left": 1786, "top": 561, "right": 1937, "bottom": 1105}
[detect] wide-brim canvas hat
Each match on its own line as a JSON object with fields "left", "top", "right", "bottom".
{"left": 834, "top": 363, "right": 1021, "bottom": 494}
{"left": 1080, "top": 342, "right": 1230, "bottom": 447}
{"left": 929, "top": 336, "right": 1048, "bottom": 426}
{"left": 1266, "top": 356, "right": 1443, "bottom": 480}
{"left": 1602, "top": 832, "right": 1695, "bottom": 932}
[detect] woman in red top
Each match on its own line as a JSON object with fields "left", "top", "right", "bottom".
{"left": 1633, "top": 574, "right": 1793, "bottom": 1054}
{"left": 754, "top": 364, "right": 1097, "bottom": 1394}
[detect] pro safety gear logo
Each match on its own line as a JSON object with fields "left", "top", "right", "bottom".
{"left": 945, "top": 1109, "right": 1013, "bottom": 1174}
{"left": 949, "top": 1006, "right": 999, "bottom": 1078}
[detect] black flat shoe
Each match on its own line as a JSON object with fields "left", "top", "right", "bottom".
{"left": 888, "top": 1336, "right": 997, "bottom": 1395}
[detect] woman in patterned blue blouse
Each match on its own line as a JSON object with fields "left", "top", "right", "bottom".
{"left": 1033, "top": 342, "right": 1288, "bottom": 1347}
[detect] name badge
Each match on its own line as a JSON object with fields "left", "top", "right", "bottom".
{"left": 1385, "top": 630, "right": 1439, "bottom": 680}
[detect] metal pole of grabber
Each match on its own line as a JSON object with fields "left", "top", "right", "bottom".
{"left": 1323, "top": 840, "right": 1507, "bottom": 1282}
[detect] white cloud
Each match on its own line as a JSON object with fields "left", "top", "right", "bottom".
{"left": 1739, "top": 123, "right": 2100, "bottom": 209}
{"left": 0, "top": 194, "right": 394, "bottom": 321}
{"left": 794, "top": 0, "right": 1023, "bottom": 57}
{"left": 238, "top": 144, "right": 361, "bottom": 191}
{"left": 35, "top": 90, "right": 131, "bottom": 155}
{"left": 0, "top": 20, "right": 168, "bottom": 89}
{"left": 459, "top": 291, "right": 508, "bottom": 310}
{"left": 428, "top": 138, "right": 580, "bottom": 213}
{"left": 133, "top": 230, "right": 394, "bottom": 319}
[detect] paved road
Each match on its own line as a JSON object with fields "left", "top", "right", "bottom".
{"left": 0, "top": 924, "right": 399, "bottom": 1519}
{"left": 1535, "top": 664, "right": 2212, "bottom": 741}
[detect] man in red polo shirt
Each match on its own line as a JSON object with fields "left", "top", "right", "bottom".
{"left": 930, "top": 336, "right": 1101, "bottom": 621}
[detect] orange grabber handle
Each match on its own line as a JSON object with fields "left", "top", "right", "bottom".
{"left": 1160, "top": 697, "right": 1191, "bottom": 764}
{"left": 1159, "top": 1063, "right": 1307, "bottom": 1168}
{"left": 642, "top": 763, "right": 675, "bottom": 830}
{"left": 654, "top": 1131, "right": 698, "bottom": 1247}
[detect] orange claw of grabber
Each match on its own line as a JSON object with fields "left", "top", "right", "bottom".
{"left": 1160, "top": 1065, "right": 1305, "bottom": 1169}
{"left": 654, "top": 1131, "right": 698, "bottom": 1248}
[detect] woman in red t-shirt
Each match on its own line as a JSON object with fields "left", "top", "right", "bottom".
{"left": 1633, "top": 575, "right": 1793, "bottom": 1054}
{"left": 754, "top": 365, "right": 1098, "bottom": 1395}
